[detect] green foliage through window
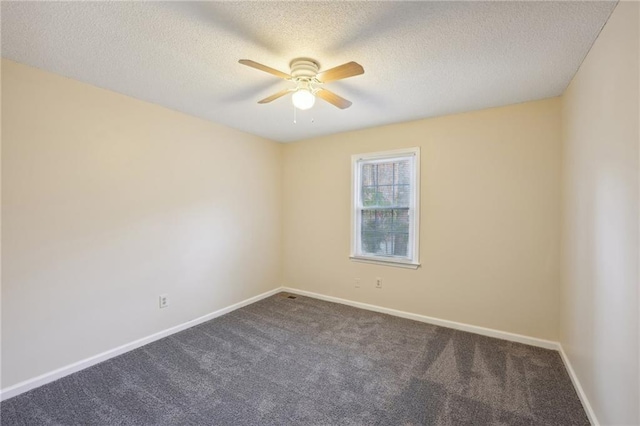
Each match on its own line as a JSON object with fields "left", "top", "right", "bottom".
{"left": 360, "top": 159, "right": 411, "bottom": 257}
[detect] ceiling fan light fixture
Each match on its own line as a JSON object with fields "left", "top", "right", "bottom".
{"left": 292, "top": 88, "right": 315, "bottom": 110}
{"left": 239, "top": 58, "right": 363, "bottom": 110}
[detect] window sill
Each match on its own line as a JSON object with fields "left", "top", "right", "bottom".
{"left": 349, "top": 256, "right": 420, "bottom": 269}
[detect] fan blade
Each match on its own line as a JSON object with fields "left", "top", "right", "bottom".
{"left": 258, "top": 89, "right": 293, "bottom": 104}
{"left": 316, "top": 89, "right": 352, "bottom": 109}
{"left": 316, "top": 61, "right": 364, "bottom": 83}
{"left": 239, "top": 59, "right": 291, "bottom": 79}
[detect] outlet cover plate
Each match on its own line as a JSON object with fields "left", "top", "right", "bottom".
{"left": 159, "top": 294, "right": 169, "bottom": 308}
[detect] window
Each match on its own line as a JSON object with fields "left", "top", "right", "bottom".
{"left": 350, "top": 147, "right": 420, "bottom": 269}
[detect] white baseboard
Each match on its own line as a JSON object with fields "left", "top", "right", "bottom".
{"left": 0, "top": 286, "right": 284, "bottom": 401}
{"left": 558, "top": 345, "right": 599, "bottom": 426}
{"left": 283, "top": 287, "right": 560, "bottom": 351}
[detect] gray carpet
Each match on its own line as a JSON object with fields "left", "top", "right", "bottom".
{"left": 1, "top": 293, "right": 588, "bottom": 425}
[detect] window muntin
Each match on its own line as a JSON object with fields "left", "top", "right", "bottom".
{"left": 351, "top": 148, "right": 420, "bottom": 268}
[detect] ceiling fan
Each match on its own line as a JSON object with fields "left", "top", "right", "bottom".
{"left": 238, "top": 58, "right": 364, "bottom": 110}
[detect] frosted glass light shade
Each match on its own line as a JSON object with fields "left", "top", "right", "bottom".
{"left": 292, "top": 89, "right": 315, "bottom": 110}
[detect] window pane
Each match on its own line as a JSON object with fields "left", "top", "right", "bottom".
{"left": 362, "top": 163, "right": 375, "bottom": 186}
{"left": 395, "top": 184, "right": 410, "bottom": 206}
{"left": 360, "top": 158, "right": 411, "bottom": 208}
{"left": 377, "top": 163, "right": 394, "bottom": 185}
{"left": 397, "top": 160, "right": 411, "bottom": 184}
{"left": 361, "top": 209, "right": 410, "bottom": 257}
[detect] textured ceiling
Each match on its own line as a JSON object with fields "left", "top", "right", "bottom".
{"left": 2, "top": 1, "right": 616, "bottom": 143}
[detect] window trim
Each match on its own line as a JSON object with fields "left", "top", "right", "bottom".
{"left": 350, "top": 147, "right": 420, "bottom": 269}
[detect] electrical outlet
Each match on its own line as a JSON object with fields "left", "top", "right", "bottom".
{"left": 376, "top": 277, "right": 382, "bottom": 289}
{"left": 355, "top": 278, "right": 361, "bottom": 288}
{"left": 159, "top": 294, "right": 169, "bottom": 309}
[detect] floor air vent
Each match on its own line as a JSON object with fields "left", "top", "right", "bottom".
{"left": 280, "top": 292, "right": 298, "bottom": 299}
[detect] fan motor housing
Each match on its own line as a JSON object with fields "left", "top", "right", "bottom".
{"left": 290, "top": 58, "right": 319, "bottom": 80}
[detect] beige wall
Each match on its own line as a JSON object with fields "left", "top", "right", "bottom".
{"left": 1, "top": 60, "right": 283, "bottom": 388}
{"left": 283, "top": 98, "right": 562, "bottom": 341}
{"left": 560, "top": 2, "right": 640, "bottom": 425}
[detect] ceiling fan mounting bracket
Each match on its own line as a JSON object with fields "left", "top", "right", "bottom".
{"left": 289, "top": 58, "right": 320, "bottom": 80}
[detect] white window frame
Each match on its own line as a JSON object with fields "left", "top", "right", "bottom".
{"left": 350, "top": 147, "right": 420, "bottom": 269}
